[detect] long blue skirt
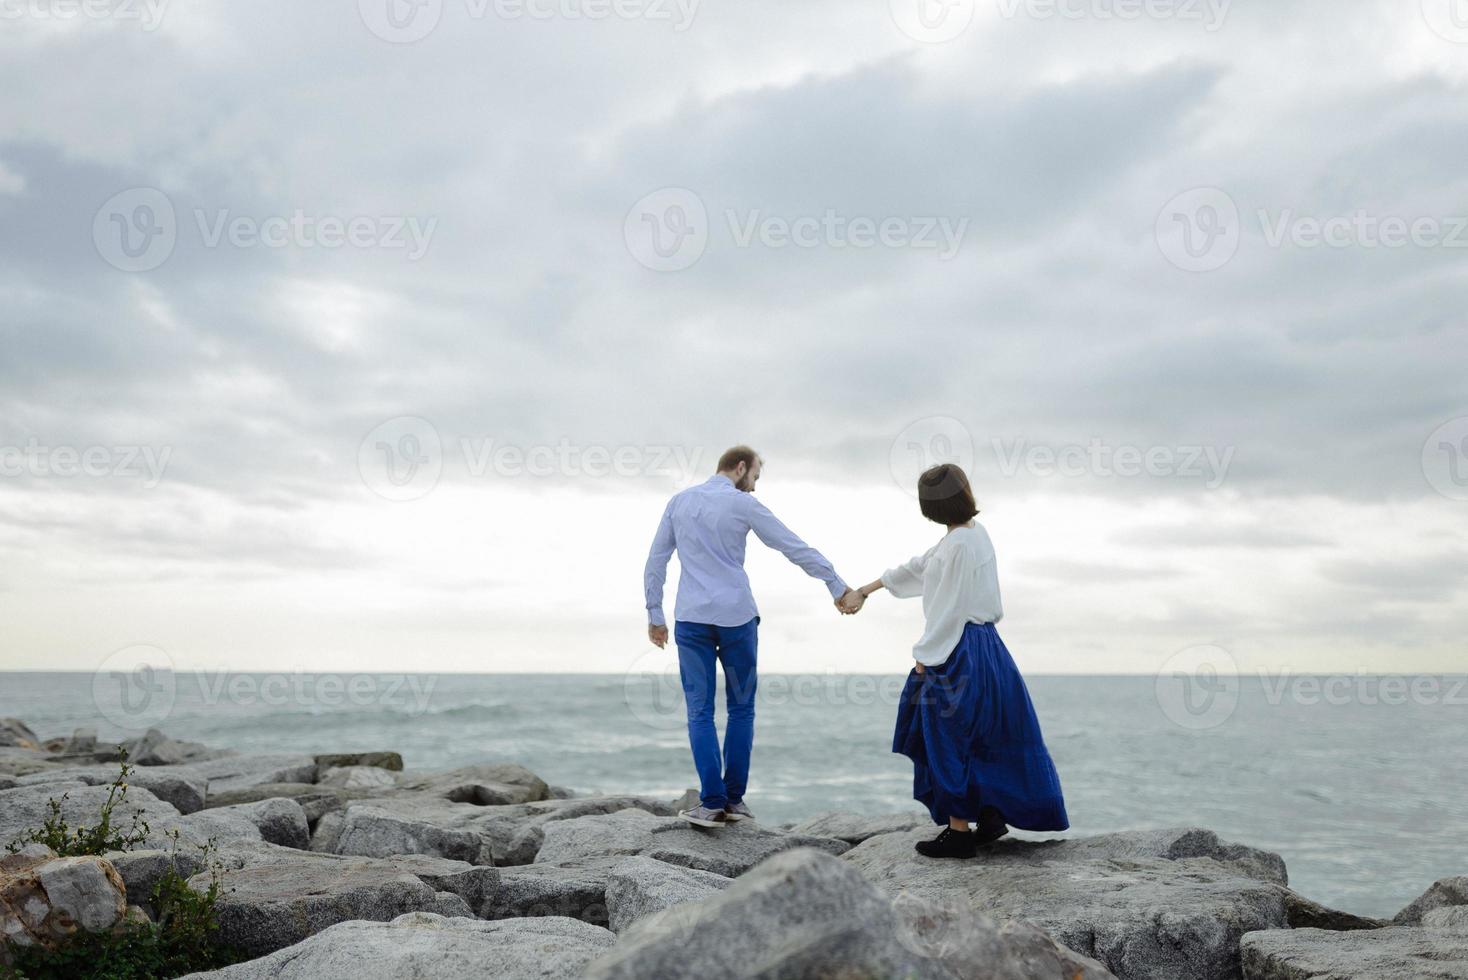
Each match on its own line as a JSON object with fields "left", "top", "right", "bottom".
{"left": 893, "top": 622, "right": 1069, "bottom": 831}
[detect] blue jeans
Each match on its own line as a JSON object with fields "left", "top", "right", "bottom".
{"left": 674, "top": 617, "right": 758, "bottom": 811}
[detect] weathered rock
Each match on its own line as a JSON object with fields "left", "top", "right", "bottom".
{"left": 17, "top": 765, "right": 208, "bottom": 814}
{"left": 1283, "top": 889, "right": 1390, "bottom": 931}
{"left": 842, "top": 826, "right": 1293, "bottom": 980}
{"left": 319, "top": 766, "right": 399, "bottom": 791}
{"left": 185, "top": 753, "right": 318, "bottom": 795}
{"left": 395, "top": 763, "right": 550, "bottom": 806}
{"left": 317, "top": 794, "right": 676, "bottom": 866}
{"left": 176, "top": 911, "right": 616, "bottom": 980}
{"left": 788, "top": 809, "right": 931, "bottom": 845}
{"left": 0, "top": 720, "right": 40, "bottom": 750}
{"left": 334, "top": 803, "right": 493, "bottom": 864}
{"left": 484, "top": 857, "right": 624, "bottom": 926}
{"left": 314, "top": 752, "right": 403, "bottom": 772}
{"left": 1, "top": 853, "right": 129, "bottom": 957}
{"left": 605, "top": 856, "right": 732, "bottom": 934}
{"left": 1427, "top": 907, "right": 1468, "bottom": 931}
{"left": 203, "top": 783, "right": 364, "bottom": 827}
{"left": 189, "top": 860, "right": 470, "bottom": 957}
{"left": 1396, "top": 875, "right": 1468, "bottom": 925}
{"left": 1, "top": 783, "right": 183, "bottom": 854}
{"left": 126, "top": 728, "right": 194, "bottom": 766}
{"left": 104, "top": 849, "right": 208, "bottom": 918}
{"left": 0, "top": 747, "right": 59, "bottom": 778}
{"left": 61, "top": 728, "right": 97, "bottom": 756}
{"left": 182, "top": 798, "right": 308, "bottom": 849}
{"left": 585, "top": 847, "right": 1114, "bottom": 980}
{"left": 536, "top": 807, "right": 850, "bottom": 877}
{"left": 1241, "top": 926, "right": 1468, "bottom": 979}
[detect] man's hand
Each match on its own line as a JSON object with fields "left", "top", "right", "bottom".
{"left": 836, "top": 589, "right": 865, "bottom": 615}
{"left": 648, "top": 624, "right": 669, "bottom": 649}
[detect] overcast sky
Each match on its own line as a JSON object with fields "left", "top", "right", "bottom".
{"left": 1, "top": 0, "right": 1465, "bottom": 679}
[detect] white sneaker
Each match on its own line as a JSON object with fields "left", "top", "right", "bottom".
{"left": 724, "top": 801, "right": 754, "bottom": 822}
{"left": 678, "top": 805, "right": 726, "bottom": 828}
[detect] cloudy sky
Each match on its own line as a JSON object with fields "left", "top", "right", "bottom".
{"left": 1, "top": 0, "right": 1465, "bottom": 678}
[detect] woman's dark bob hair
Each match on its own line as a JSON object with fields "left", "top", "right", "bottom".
{"left": 917, "top": 463, "right": 979, "bottom": 525}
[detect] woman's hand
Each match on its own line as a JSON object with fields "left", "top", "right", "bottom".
{"left": 836, "top": 589, "right": 866, "bottom": 615}
{"left": 914, "top": 662, "right": 925, "bottom": 675}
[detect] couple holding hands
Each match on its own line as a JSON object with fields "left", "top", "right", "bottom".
{"left": 643, "top": 445, "right": 1068, "bottom": 858}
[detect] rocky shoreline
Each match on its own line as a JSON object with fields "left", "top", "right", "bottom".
{"left": 2, "top": 717, "right": 1464, "bottom": 979}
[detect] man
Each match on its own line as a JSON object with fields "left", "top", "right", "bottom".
{"left": 644, "top": 445, "right": 856, "bottom": 827}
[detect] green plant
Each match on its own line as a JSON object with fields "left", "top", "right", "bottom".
{"left": 1, "top": 763, "right": 243, "bottom": 979}
{"left": 5, "top": 748, "right": 151, "bottom": 857}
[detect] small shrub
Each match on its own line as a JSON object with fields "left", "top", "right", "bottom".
{"left": 5, "top": 748, "right": 151, "bottom": 857}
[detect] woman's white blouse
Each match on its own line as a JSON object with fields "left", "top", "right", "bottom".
{"left": 880, "top": 523, "right": 1003, "bottom": 667}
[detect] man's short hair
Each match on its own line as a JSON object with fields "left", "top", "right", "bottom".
{"left": 717, "top": 445, "right": 761, "bottom": 473}
{"left": 918, "top": 463, "right": 979, "bottom": 525}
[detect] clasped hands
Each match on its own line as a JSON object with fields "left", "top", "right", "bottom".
{"left": 835, "top": 587, "right": 867, "bottom": 616}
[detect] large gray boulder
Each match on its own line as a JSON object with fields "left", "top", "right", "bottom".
{"left": 0, "top": 719, "right": 40, "bottom": 750}
{"left": 16, "top": 765, "right": 207, "bottom": 814}
{"left": 318, "top": 766, "right": 399, "bottom": 791}
{"left": 104, "top": 848, "right": 208, "bottom": 918}
{"left": 188, "top": 859, "right": 472, "bottom": 958}
{"left": 1396, "top": 875, "right": 1468, "bottom": 925}
{"left": 1, "top": 783, "right": 183, "bottom": 852}
{"left": 584, "top": 847, "right": 1114, "bottom": 980}
{"left": 185, "top": 754, "right": 318, "bottom": 795}
{"left": 315, "top": 793, "right": 676, "bottom": 866}
{"left": 841, "top": 826, "right": 1294, "bottom": 980}
{"left": 202, "top": 783, "right": 367, "bottom": 828}
{"left": 181, "top": 798, "right": 309, "bottom": 849}
{"left": 535, "top": 807, "right": 850, "bottom": 876}
{"left": 331, "top": 802, "right": 493, "bottom": 864}
{"left": 313, "top": 752, "right": 403, "bottom": 772}
{"left": 177, "top": 911, "right": 616, "bottom": 980}
{"left": 605, "top": 856, "right": 733, "bottom": 934}
{"left": 394, "top": 763, "right": 550, "bottom": 806}
{"left": 1241, "top": 926, "right": 1468, "bottom": 979}
{"left": 483, "top": 858, "right": 622, "bottom": 925}
{"left": 787, "top": 809, "right": 931, "bottom": 845}
{"left": 1, "top": 849, "right": 129, "bottom": 960}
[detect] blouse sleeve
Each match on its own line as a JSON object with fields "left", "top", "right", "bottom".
{"left": 880, "top": 546, "right": 935, "bottom": 599}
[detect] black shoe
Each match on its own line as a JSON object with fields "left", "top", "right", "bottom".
{"left": 974, "top": 806, "right": 1009, "bottom": 845}
{"left": 914, "top": 827, "right": 977, "bottom": 859}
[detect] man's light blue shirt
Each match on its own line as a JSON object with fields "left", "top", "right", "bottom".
{"left": 644, "top": 474, "right": 848, "bottom": 628}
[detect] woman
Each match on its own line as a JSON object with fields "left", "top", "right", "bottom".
{"left": 840, "top": 463, "right": 1069, "bottom": 858}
